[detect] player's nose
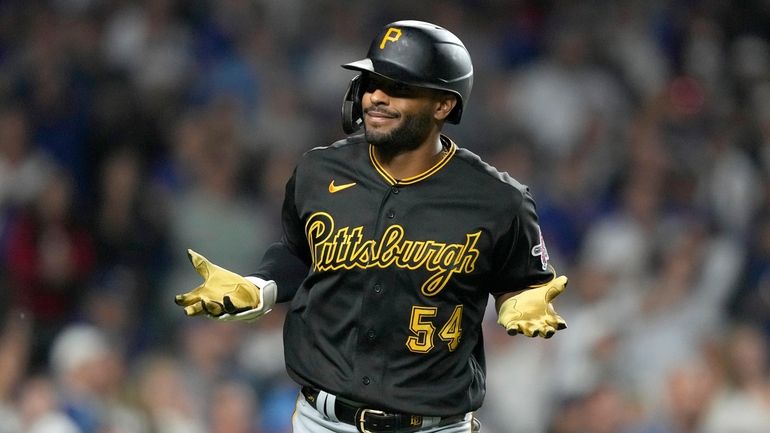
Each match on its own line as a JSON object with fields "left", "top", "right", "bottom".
{"left": 369, "top": 88, "right": 390, "bottom": 105}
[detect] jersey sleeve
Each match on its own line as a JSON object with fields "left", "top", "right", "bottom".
{"left": 251, "top": 168, "right": 310, "bottom": 303}
{"left": 489, "top": 187, "right": 554, "bottom": 297}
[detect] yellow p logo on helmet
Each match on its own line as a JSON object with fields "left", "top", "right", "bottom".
{"left": 379, "top": 27, "right": 402, "bottom": 49}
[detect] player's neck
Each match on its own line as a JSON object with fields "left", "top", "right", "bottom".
{"left": 374, "top": 133, "right": 445, "bottom": 181}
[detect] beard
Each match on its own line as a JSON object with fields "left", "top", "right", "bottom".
{"left": 364, "top": 106, "right": 434, "bottom": 156}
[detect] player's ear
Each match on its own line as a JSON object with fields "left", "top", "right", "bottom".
{"left": 433, "top": 93, "right": 458, "bottom": 121}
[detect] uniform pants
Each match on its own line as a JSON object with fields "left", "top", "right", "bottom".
{"left": 292, "top": 392, "right": 479, "bottom": 433}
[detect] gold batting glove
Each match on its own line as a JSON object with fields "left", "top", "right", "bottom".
{"left": 174, "top": 249, "right": 261, "bottom": 317}
{"left": 497, "top": 275, "right": 568, "bottom": 338}
{"left": 216, "top": 275, "right": 277, "bottom": 323}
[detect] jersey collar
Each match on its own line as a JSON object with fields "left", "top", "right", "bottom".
{"left": 369, "top": 135, "right": 457, "bottom": 186}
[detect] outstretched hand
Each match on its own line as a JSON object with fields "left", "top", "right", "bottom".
{"left": 497, "top": 275, "right": 568, "bottom": 338}
{"left": 174, "top": 249, "right": 261, "bottom": 317}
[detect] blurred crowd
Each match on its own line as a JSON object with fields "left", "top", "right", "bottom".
{"left": 0, "top": 0, "right": 769, "bottom": 432}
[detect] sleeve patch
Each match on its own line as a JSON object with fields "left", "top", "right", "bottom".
{"left": 530, "top": 226, "right": 549, "bottom": 271}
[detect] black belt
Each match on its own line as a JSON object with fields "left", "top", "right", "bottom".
{"left": 301, "top": 386, "right": 466, "bottom": 433}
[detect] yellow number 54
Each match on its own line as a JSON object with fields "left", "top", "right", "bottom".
{"left": 406, "top": 305, "right": 463, "bottom": 353}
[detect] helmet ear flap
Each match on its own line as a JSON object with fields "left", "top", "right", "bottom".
{"left": 342, "top": 75, "right": 364, "bottom": 134}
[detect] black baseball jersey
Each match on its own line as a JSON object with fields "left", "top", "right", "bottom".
{"left": 253, "top": 133, "right": 553, "bottom": 417}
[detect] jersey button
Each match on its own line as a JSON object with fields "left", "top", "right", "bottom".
{"left": 391, "top": 187, "right": 400, "bottom": 194}
{"left": 373, "top": 284, "right": 382, "bottom": 293}
{"left": 386, "top": 210, "right": 395, "bottom": 219}
{"left": 367, "top": 329, "right": 376, "bottom": 340}
{"left": 362, "top": 376, "right": 371, "bottom": 385}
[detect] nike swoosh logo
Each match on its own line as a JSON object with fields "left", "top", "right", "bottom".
{"left": 328, "top": 180, "right": 357, "bottom": 193}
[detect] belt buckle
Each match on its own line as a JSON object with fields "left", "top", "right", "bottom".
{"left": 357, "top": 408, "right": 386, "bottom": 433}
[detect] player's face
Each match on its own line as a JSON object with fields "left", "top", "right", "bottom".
{"left": 362, "top": 75, "right": 439, "bottom": 153}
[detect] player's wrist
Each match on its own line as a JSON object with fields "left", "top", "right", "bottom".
{"left": 246, "top": 276, "right": 278, "bottom": 311}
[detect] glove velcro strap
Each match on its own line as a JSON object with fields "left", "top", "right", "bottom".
{"left": 245, "top": 276, "right": 277, "bottom": 312}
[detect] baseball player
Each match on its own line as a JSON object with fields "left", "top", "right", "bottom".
{"left": 174, "top": 20, "right": 567, "bottom": 433}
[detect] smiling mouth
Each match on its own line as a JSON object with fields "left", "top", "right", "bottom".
{"left": 364, "top": 107, "right": 398, "bottom": 119}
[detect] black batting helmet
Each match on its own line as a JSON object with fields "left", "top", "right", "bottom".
{"left": 341, "top": 20, "right": 474, "bottom": 134}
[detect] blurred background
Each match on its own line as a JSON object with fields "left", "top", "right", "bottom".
{"left": 0, "top": 0, "right": 769, "bottom": 432}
